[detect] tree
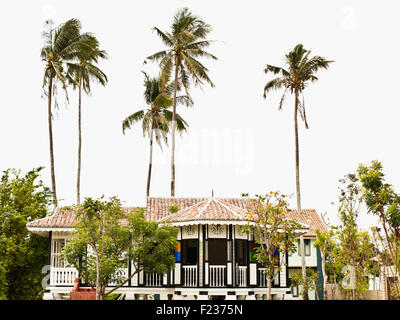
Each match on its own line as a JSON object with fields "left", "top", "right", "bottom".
{"left": 0, "top": 168, "right": 53, "bottom": 299}
{"left": 122, "top": 73, "right": 190, "bottom": 197}
{"left": 67, "top": 34, "right": 108, "bottom": 205}
{"left": 263, "top": 44, "right": 333, "bottom": 299}
{"left": 332, "top": 173, "right": 375, "bottom": 300}
{"left": 314, "top": 227, "right": 336, "bottom": 300}
{"left": 290, "top": 269, "right": 320, "bottom": 299}
{"left": 357, "top": 160, "right": 400, "bottom": 299}
{"left": 146, "top": 7, "right": 217, "bottom": 196}
{"left": 242, "top": 192, "right": 302, "bottom": 300}
{"left": 41, "top": 18, "right": 96, "bottom": 205}
{"left": 64, "top": 196, "right": 178, "bottom": 300}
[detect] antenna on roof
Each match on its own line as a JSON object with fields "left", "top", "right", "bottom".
{"left": 211, "top": 189, "right": 214, "bottom": 198}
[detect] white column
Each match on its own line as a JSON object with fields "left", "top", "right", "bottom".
{"left": 199, "top": 226, "right": 203, "bottom": 287}
{"left": 226, "top": 294, "right": 237, "bottom": 300}
{"left": 197, "top": 294, "right": 208, "bottom": 300}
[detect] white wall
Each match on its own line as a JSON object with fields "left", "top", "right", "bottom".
{"left": 288, "top": 238, "right": 317, "bottom": 267}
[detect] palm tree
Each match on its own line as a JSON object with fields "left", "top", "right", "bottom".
{"left": 67, "top": 36, "right": 108, "bottom": 205}
{"left": 145, "top": 7, "right": 217, "bottom": 196}
{"left": 263, "top": 44, "right": 333, "bottom": 299}
{"left": 41, "top": 19, "right": 96, "bottom": 205}
{"left": 122, "top": 72, "right": 190, "bottom": 197}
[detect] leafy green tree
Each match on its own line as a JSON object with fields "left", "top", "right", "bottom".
{"left": 331, "top": 173, "right": 375, "bottom": 300}
{"left": 263, "top": 44, "right": 333, "bottom": 299}
{"left": 146, "top": 7, "right": 217, "bottom": 196}
{"left": 64, "top": 196, "right": 178, "bottom": 300}
{"left": 122, "top": 73, "right": 190, "bottom": 197}
{"left": 242, "top": 191, "right": 302, "bottom": 300}
{"left": 357, "top": 160, "right": 400, "bottom": 298}
{"left": 41, "top": 18, "right": 96, "bottom": 205}
{"left": 0, "top": 168, "right": 52, "bottom": 299}
{"left": 67, "top": 34, "right": 108, "bottom": 205}
{"left": 291, "top": 269, "right": 320, "bottom": 299}
{"left": 314, "top": 226, "right": 337, "bottom": 300}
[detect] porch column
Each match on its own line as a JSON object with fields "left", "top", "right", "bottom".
{"left": 199, "top": 225, "right": 203, "bottom": 287}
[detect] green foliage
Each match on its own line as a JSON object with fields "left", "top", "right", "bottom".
{"left": 168, "top": 203, "right": 179, "bottom": 213}
{"left": 242, "top": 191, "right": 302, "bottom": 299}
{"left": 0, "top": 168, "right": 52, "bottom": 300}
{"left": 146, "top": 7, "right": 217, "bottom": 94}
{"left": 291, "top": 269, "right": 320, "bottom": 296}
{"left": 64, "top": 196, "right": 178, "bottom": 299}
{"left": 357, "top": 161, "right": 400, "bottom": 298}
{"left": 263, "top": 43, "right": 333, "bottom": 129}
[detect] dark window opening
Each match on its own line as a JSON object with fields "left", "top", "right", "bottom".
{"left": 208, "top": 239, "right": 227, "bottom": 265}
{"left": 235, "top": 239, "right": 248, "bottom": 266}
{"left": 181, "top": 239, "right": 198, "bottom": 265}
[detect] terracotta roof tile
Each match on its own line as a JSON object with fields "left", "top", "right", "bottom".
{"left": 28, "top": 198, "right": 327, "bottom": 237}
{"left": 26, "top": 206, "right": 139, "bottom": 229}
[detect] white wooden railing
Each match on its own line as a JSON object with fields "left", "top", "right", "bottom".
{"left": 258, "top": 267, "right": 279, "bottom": 287}
{"left": 209, "top": 265, "right": 226, "bottom": 287}
{"left": 236, "top": 266, "right": 247, "bottom": 287}
{"left": 108, "top": 268, "right": 129, "bottom": 286}
{"left": 145, "top": 273, "right": 163, "bottom": 286}
{"left": 50, "top": 267, "right": 79, "bottom": 286}
{"left": 258, "top": 268, "right": 268, "bottom": 287}
{"left": 183, "top": 265, "right": 197, "bottom": 287}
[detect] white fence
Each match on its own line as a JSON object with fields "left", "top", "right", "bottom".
{"left": 236, "top": 266, "right": 247, "bottom": 287}
{"left": 145, "top": 273, "right": 163, "bottom": 287}
{"left": 209, "top": 265, "right": 226, "bottom": 287}
{"left": 50, "top": 267, "right": 79, "bottom": 286}
{"left": 183, "top": 265, "right": 197, "bottom": 287}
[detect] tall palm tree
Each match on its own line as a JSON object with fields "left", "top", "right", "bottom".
{"left": 145, "top": 7, "right": 217, "bottom": 196}
{"left": 67, "top": 36, "right": 108, "bottom": 205}
{"left": 41, "top": 19, "right": 96, "bottom": 205}
{"left": 263, "top": 44, "right": 333, "bottom": 299}
{"left": 122, "top": 73, "right": 190, "bottom": 197}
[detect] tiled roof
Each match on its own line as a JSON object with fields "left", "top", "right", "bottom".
{"left": 26, "top": 206, "right": 139, "bottom": 229}
{"left": 28, "top": 198, "right": 327, "bottom": 237}
{"left": 147, "top": 197, "right": 327, "bottom": 237}
{"left": 158, "top": 199, "right": 249, "bottom": 223}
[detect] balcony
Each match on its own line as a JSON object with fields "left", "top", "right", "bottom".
{"left": 209, "top": 265, "right": 226, "bottom": 287}
{"left": 50, "top": 267, "right": 79, "bottom": 286}
{"left": 236, "top": 266, "right": 247, "bottom": 287}
{"left": 183, "top": 265, "right": 197, "bottom": 287}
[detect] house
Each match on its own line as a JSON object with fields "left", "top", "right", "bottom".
{"left": 27, "top": 197, "right": 327, "bottom": 300}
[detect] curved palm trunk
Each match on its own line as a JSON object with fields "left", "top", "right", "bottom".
{"left": 170, "top": 56, "right": 179, "bottom": 197}
{"left": 294, "top": 89, "right": 308, "bottom": 300}
{"left": 77, "top": 81, "right": 82, "bottom": 205}
{"left": 48, "top": 77, "right": 57, "bottom": 205}
{"left": 321, "top": 252, "right": 328, "bottom": 300}
{"left": 146, "top": 128, "right": 154, "bottom": 197}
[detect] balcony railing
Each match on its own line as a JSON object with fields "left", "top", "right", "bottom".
{"left": 236, "top": 266, "right": 247, "bottom": 287}
{"left": 145, "top": 272, "right": 163, "bottom": 287}
{"left": 258, "top": 267, "right": 279, "bottom": 287}
{"left": 50, "top": 267, "right": 79, "bottom": 286}
{"left": 209, "top": 265, "right": 226, "bottom": 287}
{"left": 183, "top": 265, "right": 197, "bottom": 287}
{"left": 108, "top": 268, "right": 129, "bottom": 286}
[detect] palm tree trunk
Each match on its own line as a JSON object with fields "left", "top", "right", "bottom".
{"left": 294, "top": 89, "right": 308, "bottom": 300}
{"left": 170, "top": 56, "right": 179, "bottom": 197}
{"left": 77, "top": 80, "right": 82, "bottom": 205}
{"left": 146, "top": 128, "right": 154, "bottom": 197}
{"left": 47, "top": 77, "right": 57, "bottom": 205}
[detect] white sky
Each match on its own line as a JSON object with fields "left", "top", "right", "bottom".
{"left": 1, "top": 0, "right": 399, "bottom": 229}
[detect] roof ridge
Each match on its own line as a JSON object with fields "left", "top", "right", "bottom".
{"left": 194, "top": 199, "right": 212, "bottom": 220}
{"left": 216, "top": 200, "right": 246, "bottom": 219}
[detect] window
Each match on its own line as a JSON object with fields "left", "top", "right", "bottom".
{"left": 235, "top": 240, "right": 248, "bottom": 266}
{"left": 249, "top": 241, "right": 258, "bottom": 263}
{"left": 181, "top": 239, "right": 198, "bottom": 265}
{"left": 52, "top": 239, "right": 67, "bottom": 267}
{"left": 297, "top": 239, "right": 311, "bottom": 256}
{"left": 208, "top": 239, "right": 227, "bottom": 265}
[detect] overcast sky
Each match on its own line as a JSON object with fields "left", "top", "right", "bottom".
{"left": 1, "top": 0, "right": 399, "bottom": 229}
